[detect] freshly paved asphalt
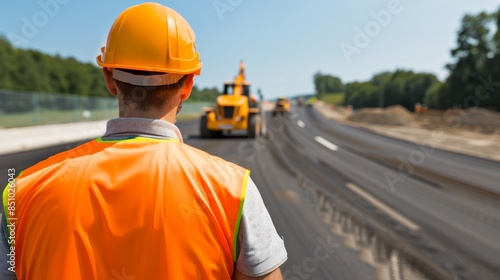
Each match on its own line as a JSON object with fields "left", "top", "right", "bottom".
{"left": 2, "top": 106, "right": 499, "bottom": 279}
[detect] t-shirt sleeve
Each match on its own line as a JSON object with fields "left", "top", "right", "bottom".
{"left": 236, "top": 177, "right": 287, "bottom": 277}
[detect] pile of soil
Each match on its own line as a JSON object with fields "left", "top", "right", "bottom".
{"left": 316, "top": 103, "right": 500, "bottom": 161}
{"left": 443, "top": 108, "right": 500, "bottom": 133}
{"left": 347, "top": 105, "right": 414, "bottom": 126}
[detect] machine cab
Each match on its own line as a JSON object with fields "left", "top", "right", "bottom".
{"left": 223, "top": 82, "right": 251, "bottom": 97}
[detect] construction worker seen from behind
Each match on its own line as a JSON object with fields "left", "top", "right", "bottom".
{"left": 0, "top": 2, "right": 287, "bottom": 279}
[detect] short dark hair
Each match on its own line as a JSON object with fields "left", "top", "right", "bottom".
{"left": 114, "top": 69, "right": 187, "bottom": 111}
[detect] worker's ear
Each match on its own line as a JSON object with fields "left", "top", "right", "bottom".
{"left": 102, "top": 68, "right": 118, "bottom": 96}
{"left": 180, "top": 74, "right": 195, "bottom": 101}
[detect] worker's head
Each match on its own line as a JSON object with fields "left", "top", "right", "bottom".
{"left": 96, "top": 2, "right": 202, "bottom": 118}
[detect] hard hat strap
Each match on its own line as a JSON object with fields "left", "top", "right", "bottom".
{"left": 112, "top": 69, "right": 184, "bottom": 86}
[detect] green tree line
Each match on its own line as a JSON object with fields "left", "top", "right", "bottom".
{"left": 315, "top": 6, "right": 500, "bottom": 111}
{"left": 314, "top": 70, "right": 439, "bottom": 111}
{"left": 0, "top": 36, "right": 220, "bottom": 111}
{"left": 431, "top": 9, "right": 500, "bottom": 111}
{"left": 188, "top": 86, "right": 220, "bottom": 102}
{"left": 0, "top": 36, "right": 108, "bottom": 97}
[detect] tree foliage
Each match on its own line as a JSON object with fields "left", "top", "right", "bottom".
{"left": 343, "top": 81, "right": 379, "bottom": 109}
{"left": 342, "top": 70, "right": 439, "bottom": 111}
{"left": 314, "top": 72, "right": 344, "bottom": 95}
{"left": 188, "top": 86, "right": 220, "bottom": 102}
{"left": 0, "top": 36, "right": 219, "bottom": 103}
{"left": 316, "top": 6, "right": 500, "bottom": 112}
{"left": 428, "top": 8, "right": 500, "bottom": 110}
{"left": 0, "top": 36, "right": 107, "bottom": 97}
{"left": 314, "top": 69, "right": 439, "bottom": 111}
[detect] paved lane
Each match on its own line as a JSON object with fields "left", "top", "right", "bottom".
{"left": 2, "top": 108, "right": 500, "bottom": 279}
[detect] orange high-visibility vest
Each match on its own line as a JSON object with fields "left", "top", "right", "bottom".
{"left": 3, "top": 137, "right": 249, "bottom": 279}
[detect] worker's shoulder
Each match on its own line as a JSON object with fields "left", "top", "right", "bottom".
{"left": 178, "top": 142, "right": 247, "bottom": 173}
{"left": 20, "top": 139, "right": 100, "bottom": 178}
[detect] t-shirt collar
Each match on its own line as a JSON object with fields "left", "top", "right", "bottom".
{"left": 103, "top": 118, "right": 183, "bottom": 143}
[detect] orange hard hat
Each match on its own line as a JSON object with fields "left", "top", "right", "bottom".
{"left": 96, "top": 2, "right": 202, "bottom": 75}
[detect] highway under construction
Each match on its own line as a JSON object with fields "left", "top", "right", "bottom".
{"left": 2, "top": 106, "right": 499, "bottom": 280}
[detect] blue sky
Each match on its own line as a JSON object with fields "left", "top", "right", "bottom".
{"left": 1, "top": 1, "right": 499, "bottom": 99}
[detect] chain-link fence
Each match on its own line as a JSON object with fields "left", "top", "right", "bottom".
{"left": 0, "top": 90, "right": 212, "bottom": 129}
{"left": 0, "top": 90, "right": 119, "bottom": 128}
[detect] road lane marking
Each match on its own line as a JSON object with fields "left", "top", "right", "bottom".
{"left": 346, "top": 182, "right": 420, "bottom": 231}
{"left": 297, "top": 120, "right": 305, "bottom": 128}
{"left": 314, "top": 136, "right": 338, "bottom": 151}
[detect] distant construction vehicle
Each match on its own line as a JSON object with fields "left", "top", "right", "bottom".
{"left": 414, "top": 103, "right": 428, "bottom": 114}
{"left": 272, "top": 97, "right": 291, "bottom": 116}
{"left": 307, "top": 97, "right": 317, "bottom": 107}
{"left": 200, "top": 61, "right": 262, "bottom": 138}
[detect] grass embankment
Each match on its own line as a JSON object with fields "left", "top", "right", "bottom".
{"left": 0, "top": 103, "right": 209, "bottom": 128}
{"left": 0, "top": 110, "right": 202, "bottom": 128}
{"left": 319, "top": 93, "right": 345, "bottom": 106}
{"left": 176, "top": 114, "right": 201, "bottom": 122}
{"left": 0, "top": 110, "right": 119, "bottom": 128}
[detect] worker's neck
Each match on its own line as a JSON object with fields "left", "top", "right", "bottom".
{"left": 119, "top": 107, "right": 178, "bottom": 124}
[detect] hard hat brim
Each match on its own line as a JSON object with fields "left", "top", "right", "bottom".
{"left": 96, "top": 55, "right": 202, "bottom": 76}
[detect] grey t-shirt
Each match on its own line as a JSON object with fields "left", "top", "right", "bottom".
{"left": 237, "top": 178, "right": 287, "bottom": 276}
{"left": 0, "top": 118, "right": 287, "bottom": 279}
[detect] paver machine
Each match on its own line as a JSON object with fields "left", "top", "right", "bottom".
{"left": 200, "top": 61, "right": 262, "bottom": 138}
{"left": 272, "top": 97, "right": 291, "bottom": 116}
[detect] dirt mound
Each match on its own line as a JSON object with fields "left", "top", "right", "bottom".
{"left": 446, "top": 108, "right": 500, "bottom": 126}
{"left": 444, "top": 108, "right": 500, "bottom": 133}
{"left": 347, "top": 105, "right": 414, "bottom": 126}
{"left": 314, "top": 103, "right": 352, "bottom": 121}
{"left": 332, "top": 106, "right": 352, "bottom": 117}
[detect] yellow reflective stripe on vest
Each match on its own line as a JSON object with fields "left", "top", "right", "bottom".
{"left": 2, "top": 184, "right": 9, "bottom": 222}
{"left": 233, "top": 169, "right": 251, "bottom": 261}
{"left": 2, "top": 171, "right": 23, "bottom": 222}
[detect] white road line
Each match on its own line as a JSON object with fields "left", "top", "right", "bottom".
{"left": 297, "top": 120, "right": 305, "bottom": 128}
{"left": 346, "top": 182, "right": 420, "bottom": 231}
{"left": 314, "top": 136, "right": 338, "bottom": 151}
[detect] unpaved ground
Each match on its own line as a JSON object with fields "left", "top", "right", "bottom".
{"left": 314, "top": 102, "right": 500, "bottom": 162}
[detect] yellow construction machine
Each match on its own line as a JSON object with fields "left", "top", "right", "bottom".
{"left": 272, "top": 97, "right": 291, "bottom": 116}
{"left": 200, "top": 61, "right": 262, "bottom": 138}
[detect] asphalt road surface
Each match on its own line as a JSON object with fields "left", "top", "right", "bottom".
{"left": 1, "top": 106, "right": 500, "bottom": 279}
